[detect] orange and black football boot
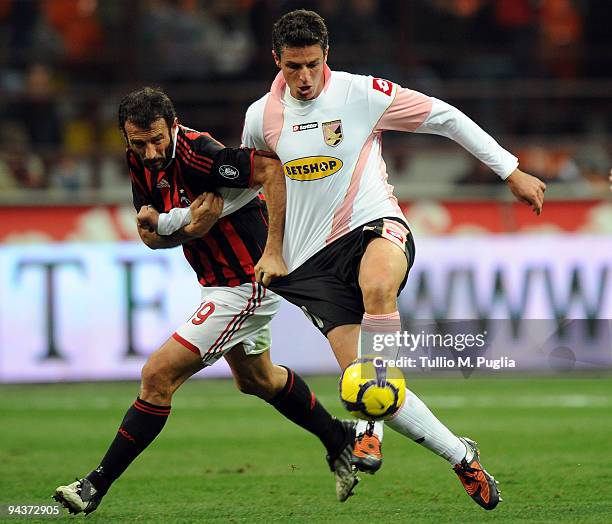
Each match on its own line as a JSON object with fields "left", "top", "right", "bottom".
{"left": 453, "top": 437, "right": 502, "bottom": 510}
{"left": 351, "top": 421, "right": 383, "bottom": 474}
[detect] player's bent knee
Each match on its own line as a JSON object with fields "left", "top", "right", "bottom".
{"left": 140, "top": 360, "right": 176, "bottom": 402}
{"left": 361, "top": 279, "right": 398, "bottom": 309}
{"left": 234, "top": 377, "right": 257, "bottom": 396}
{"left": 233, "top": 369, "right": 278, "bottom": 399}
{"left": 234, "top": 375, "right": 271, "bottom": 398}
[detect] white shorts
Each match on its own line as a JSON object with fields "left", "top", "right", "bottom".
{"left": 172, "top": 281, "right": 280, "bottom": 366}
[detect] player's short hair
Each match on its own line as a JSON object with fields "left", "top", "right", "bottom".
{"left": 272, "top": 9, "right": 328, "bottom": 58}
{"left": 118, "top": 87, "right": 176, "bottom": 134}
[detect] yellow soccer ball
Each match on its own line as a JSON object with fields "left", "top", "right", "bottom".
{"left": 339, "top": 357, "right": 406, "bottom": 420}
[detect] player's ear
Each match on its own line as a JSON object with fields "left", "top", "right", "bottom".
{"left": 324, "top": 46, "right": 329, "bottom": 62}
{"left": 272, "top": 50, "right": 281, "bottom": 68}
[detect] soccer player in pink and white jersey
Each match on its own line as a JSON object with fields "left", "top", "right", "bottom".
{"left": 157, "top": 9, "right": 546, "bottom": 511}
{"left": 241, "top": 9, "right": 546, "bottom": 511}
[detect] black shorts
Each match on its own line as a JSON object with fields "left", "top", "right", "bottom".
{"left": 269, "top": 217, "right": 415, "bottom": 335}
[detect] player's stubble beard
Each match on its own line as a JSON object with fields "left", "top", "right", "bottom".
{"left": 143, "top": 140, "right": 174, "bottom": 174}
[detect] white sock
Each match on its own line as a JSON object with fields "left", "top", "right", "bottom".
{"left": 387, "top": 387, "right": 467, "bottom": 465}
{"left": 355, "top": 420, "right": 384, "bottom": 441}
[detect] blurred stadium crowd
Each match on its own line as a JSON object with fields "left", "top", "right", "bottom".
{"left": 0, "top": 0, "right": 610, "bottom": 201}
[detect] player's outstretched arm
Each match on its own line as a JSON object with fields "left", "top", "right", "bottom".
{"left": 410, "top": 97, "right": 546, "bottom": 214}
{"left": 136, "top": 193, "right": 223, "bottom": 249}
{"left": 251, "top": 153, "right": 288, "bottom": 286}
{"left": 505, "top": 168, "right": 546, "bottom": 215}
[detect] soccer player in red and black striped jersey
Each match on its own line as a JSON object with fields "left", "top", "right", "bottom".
{"left": 53, "top": 87, "right": 358, "bottom": 516}
{"left": 126, "top": 104, "right": 287, "bottom": 289}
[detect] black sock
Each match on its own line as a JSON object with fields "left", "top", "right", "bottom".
{"left": 86, "top": 398, "right": 171, "bottom": 495}
{"left": 268, "top": 367, "right": 345, "bottom": 456}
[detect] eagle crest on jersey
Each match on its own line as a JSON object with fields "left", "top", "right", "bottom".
{"left": 322, "top": 119, "right": 343, "bottom": 147}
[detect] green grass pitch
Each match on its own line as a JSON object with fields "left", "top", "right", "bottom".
{"left": 1, "top": 375, "right": 611, "bottom": 523}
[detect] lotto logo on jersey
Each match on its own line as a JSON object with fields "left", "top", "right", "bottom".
{"left": 373, "top": 77, "right": 393, "bottom": 96}
{"left": 284, "top": 156, "right": 343, "bottom": 181}
{"left": 293, "top": 122, "right": 318, "bottom": 132}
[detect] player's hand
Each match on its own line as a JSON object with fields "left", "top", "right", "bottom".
{"left": 506, "top": 168, "right": 546, "bottom": 215}
{"left": 137, "top": 205, "right": 159, "bottom": 233}
{"left": 255, "top": 251, "right": 288, "bottom": 287}
{"left": 183, "top": 192, "right": 224, "bottom": 237}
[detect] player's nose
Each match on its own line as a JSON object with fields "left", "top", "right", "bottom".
{"left": 299, "top": 67, "right": 311, "bottom": 83}
{"left": 144, "top": 144, "right": 157, "bottom": 159}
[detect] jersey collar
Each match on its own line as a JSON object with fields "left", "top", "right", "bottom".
{"left": 159, "top": 125, "right": 179, "bottom": 171}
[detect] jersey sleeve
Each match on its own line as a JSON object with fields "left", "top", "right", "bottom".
{"left": 157, "top": 207, "right": 192, "bottom": 235}
{"left": 211, "top": 146, "right": 256, "bottom": 188}
{"left": 362, "top": 76, "right": 400, "bottom": 130}
{"left": 370, "top": 79, "right": 518, "bottom": 179}
{"left": 241, "top": 100, "right": 271, "bottom": 151}
{"left": 183, "top": 132, "right": 256, "bottom": 189}
{"left": 415, "top": 98, "right": 518, "bottom": 179}
{"left": 374, "top": 86, "right": 433, "bottom": 133}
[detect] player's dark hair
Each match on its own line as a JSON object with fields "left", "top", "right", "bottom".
{"left": 272, "top": 9, "right": 328, "bottom": 58}
{"left": 118, "top": 87, "right": 176, "bottom": 134}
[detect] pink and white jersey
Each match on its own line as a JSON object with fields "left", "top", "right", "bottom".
{"left": 242, "top": 66, "right": 518, "bottom": 272}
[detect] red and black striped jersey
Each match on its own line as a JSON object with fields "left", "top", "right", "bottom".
{"left": 127, "top": 125, "right": 269, "bottom": 288}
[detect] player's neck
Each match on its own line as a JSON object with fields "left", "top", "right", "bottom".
{"left": 283, "top": 87, "right": 321, "bottom": 109}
